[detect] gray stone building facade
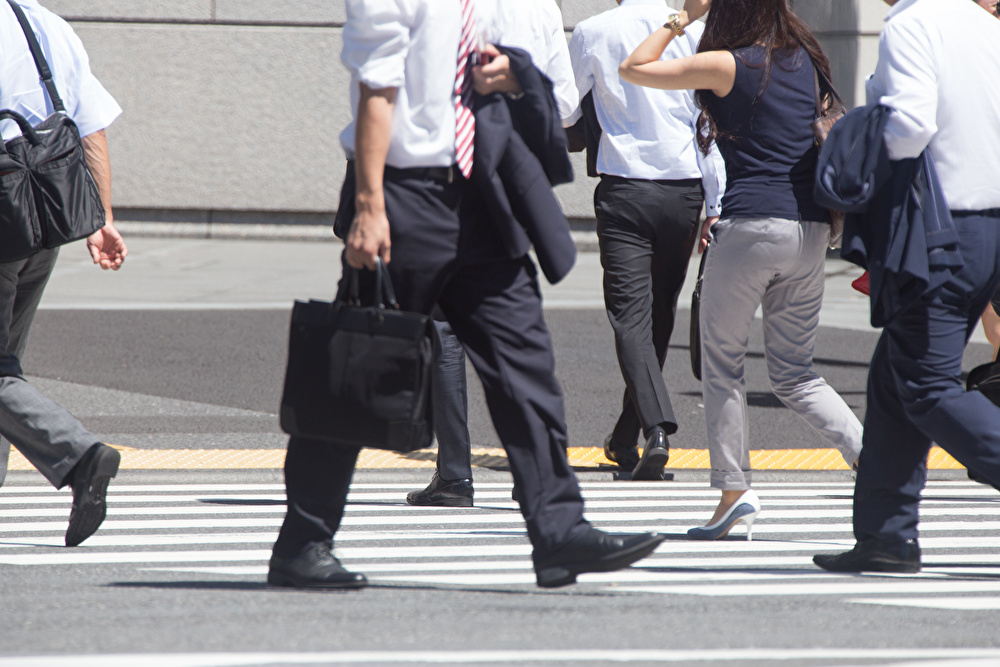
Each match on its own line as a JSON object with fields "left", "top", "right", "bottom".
{"left": 45, "top": 0, "right": 891, "bottom": 231}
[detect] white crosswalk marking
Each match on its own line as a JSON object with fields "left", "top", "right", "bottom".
{"left": 1, "top": 480, "right": 999, "bottom": 610}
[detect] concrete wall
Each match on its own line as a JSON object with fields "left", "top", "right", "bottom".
{"left": 45, "top": 0, "right": 889, "bottom": 226}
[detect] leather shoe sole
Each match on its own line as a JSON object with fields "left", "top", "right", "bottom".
{"left": 632, "top": 430, "right": 669, "bottom": 481}
{"left": 813, "top": 541, "right": 921, "bottom": 574}
{"left": 603, "top": 434, "right": 639, "bottom": 471}
{"left": 65, "top": 444, "right": 120, "bottom": 547}
{"left": 266, "top": 568, "right": 367, "bottom": 590}
{"left": 535, "top": 531, "right": 665, "bottom": 588}
{"left": 267, "top": 548, "right": 368, "bottom": 590}
{"left": 406, "top": 491, "right": 473, "bottom": 507}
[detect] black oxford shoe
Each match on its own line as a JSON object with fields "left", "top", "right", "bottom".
{"left": 602, "top": 434, "right": 640, "bottom": 471}
{"left": 406, "top": 471, "right": 474, "bottom": 507}
{"left": 534, "top": 527, "right": 665, "bottom": 588}
{"left": 632, "top": 427, "right": 669, "bottom": 481}
{"left": 813, "top": 538, "right": 921, "bottom": 574}
{"left": 267, "top": 542, "right": 367, "bottom": 590}
{"left": 65, "top": 443, "right": 120, "bottom": 547}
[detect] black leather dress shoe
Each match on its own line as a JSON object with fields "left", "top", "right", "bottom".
{"left": 534, "top": 527, "right": 665, "bottom": 588}
{"left": 813, "top": 538, "right": 921, "bottom": 573}
{"left": 65, "top": 443, "right": 120, "bottom": 547}
{"left": 603, "top": 434, "right": 639, "bottom": 471}
{"left": 406, "top": 471, "right": 474, "bottom": 507}
{"left": 632, "top": 427, "right": 669, "bottom": 481}
{"left": 267, "top": 542, "right": 367, "bottom": 590}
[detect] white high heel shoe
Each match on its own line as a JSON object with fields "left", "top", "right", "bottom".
{"left": 687, "top": 489, "right": 761, "bottom": 541}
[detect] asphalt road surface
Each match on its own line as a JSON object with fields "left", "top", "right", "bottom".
{"left": 1, "top": 238, "right": 998, "bottom": 667}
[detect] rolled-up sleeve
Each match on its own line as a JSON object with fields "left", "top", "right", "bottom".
{"left": 696, "top": 139, "right": 726, "bottom": 217}
{"left": 871, "top": 21, "right": 939, "bottom": 160}
{"left": 343, "top": 0, "right": 412, "bottom": 90}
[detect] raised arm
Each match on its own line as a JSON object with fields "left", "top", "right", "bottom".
{"left": 618, "top": 0, "right": 735, "bottom": 97}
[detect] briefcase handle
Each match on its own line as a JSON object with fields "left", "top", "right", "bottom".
{"left": 0, "top": 110, "right": 40, "bottom": 149}
{"left": 344, "top": 257, "right": 400, "bottom": 310}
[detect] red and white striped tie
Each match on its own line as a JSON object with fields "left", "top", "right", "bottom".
{"left": 454, "top": 0, "right": 476, "bottom": 179}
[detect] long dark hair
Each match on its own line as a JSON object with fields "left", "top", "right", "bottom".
{"left": 694, "top": 0, "right": 832, "bottom": 154}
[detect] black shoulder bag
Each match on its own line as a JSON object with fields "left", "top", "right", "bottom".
{"left": 279, "top": 258, "right": 435, "bottom": 452}
{"left": 0, "top": 0, "right": 105, "bottom": 263}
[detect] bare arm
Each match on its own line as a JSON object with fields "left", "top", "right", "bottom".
{"left": 618, "top": 0, "right": 735, "bottom": 97}
{"left": 81, "top": 129, "right": 127, "bottom": 270}
{"left": 346, "top": 83, "right": 397, "bottom": 270}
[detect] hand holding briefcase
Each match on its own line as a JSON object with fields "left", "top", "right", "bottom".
{"left": 279, "top": 258, "right": 435, "bottom": 453}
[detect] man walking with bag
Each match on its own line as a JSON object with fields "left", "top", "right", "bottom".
{"left": 0, "top": 0, "right": 128, "bottom": 547}
{"left": 268, "top": 0, "right": 665, "bottom": 590}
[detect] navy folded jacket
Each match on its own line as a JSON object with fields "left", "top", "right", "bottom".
{"left": 814, "top": 104, "right": 963, "bottom": 327}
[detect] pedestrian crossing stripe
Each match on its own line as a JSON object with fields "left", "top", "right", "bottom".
{"left": 4, "top": 648, "right": 1000, "bottom": 666}
{"left": 2, "top": 481, "right": 1000, "bottom": 612}
{"left": 3, "top": 445, "right": 970, "bottom": 470}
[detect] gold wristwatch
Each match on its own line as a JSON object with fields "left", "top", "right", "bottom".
{"left": 665, "top": 12, "right": 685, "bottom": 36}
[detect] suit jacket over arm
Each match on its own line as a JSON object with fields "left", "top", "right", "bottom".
{"left": 465, "top": 46, "right": 576, "bottom": 284}
{"left": 814, "top": 103, "right": 962, "bottom": 327}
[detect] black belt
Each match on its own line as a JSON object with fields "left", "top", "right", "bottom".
{"left": 385, "top": 164, "right": 458, "bottom": 184}
{"left": 599, "top": 174, "right": 702, "bottom": 187}
{"left": 953, "top": 208, "right": 1000, "bottom": 218}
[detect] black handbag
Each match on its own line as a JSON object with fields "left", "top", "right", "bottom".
{"left": 279, "top": 258, "right": 435, "bottom": 452}
{"left": 0, "top": 0, "right": 105, "bottom": 263}
{"left": 689, "top": 247, "right": 709, "bottom": 381}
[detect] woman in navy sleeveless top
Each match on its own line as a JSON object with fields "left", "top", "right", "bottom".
{"left": 621, "top": 0, "right": 862, "bottom": 539}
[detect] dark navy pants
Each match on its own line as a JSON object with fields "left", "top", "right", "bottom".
{"left": 273, "top": 166, "right": 587, "bottom": 562}
{"left": 855, "top": 210, "right": 1000, "bottom": 543}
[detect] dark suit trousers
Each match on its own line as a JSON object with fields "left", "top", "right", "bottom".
{"left": 595, "top": 176, "right": 703, "bottom": 447}
{"left": 431, "top": 317, "right": 473, "bottom": 481}
{"left": 273, "top": 167, "right": 587, "bottom": 561}
{"left": 855, "top": 211, "right": 1000, "bottom": 544}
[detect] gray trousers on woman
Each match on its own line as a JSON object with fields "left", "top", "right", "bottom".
{"left": 0, "top": 249, "right": 99, "bottom": 488}
{"left": 699, "top": 217, "right": 862, "bottom": 489}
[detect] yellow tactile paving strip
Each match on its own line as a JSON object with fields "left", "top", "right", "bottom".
{"left": 7, "top": 445, "right": 967, "bottom": 471}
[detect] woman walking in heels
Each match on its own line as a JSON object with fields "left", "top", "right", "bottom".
{"left": 621, "top": 0, "right": 863, "bottom": 540}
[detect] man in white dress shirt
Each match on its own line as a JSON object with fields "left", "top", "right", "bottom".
{"left": 268, "top": 0, "right": 665, "bottom": 590}
{"left": 405, "top": 0, "right": 581, "bottom": 508}
{"left": 814, "top": 0, "right": 1000, "bottom": 573}
{"left": 0, "top": 0, "right": 127, "bottom": 546}
{"left": 567, "top": 0, "right": 725, "bottom": 480}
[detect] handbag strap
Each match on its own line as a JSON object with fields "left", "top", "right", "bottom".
{"left": 344, "top": 257, "right": 400, "bottom": 310}
{"left": 812, "top": 59, "right": 846, "bottom": 119}
{"left": 5, "top": 0, "right": 66, "bottom": 113}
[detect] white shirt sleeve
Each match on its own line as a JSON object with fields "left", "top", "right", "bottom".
{"left": 563, "top": 26, "right": 592, "bottom": 127}
{"left": 869, "top": 20, "right": 939, "bottom": 160}
{"left": 342, "top": 0, "right": 413, "bottom": 90}
{"left": 539, "top": 4, "right": 579, "bottom": 126}
{"left": 695, "top": 139, "right": 726, "bottom": 217}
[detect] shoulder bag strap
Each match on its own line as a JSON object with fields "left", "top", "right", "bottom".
{"left": 5, "top": 0, "right": 66, "bottom": 113}
{"left": 812, "top": 60, "right": 846, "bottom": 117}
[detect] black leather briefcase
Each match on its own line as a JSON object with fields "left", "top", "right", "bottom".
{"left": 0, "top": 0, "right": 105, "bottom": 263}
{"left": 279, "top": 259, "right": 435, "bottom": 453}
